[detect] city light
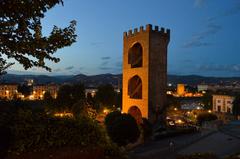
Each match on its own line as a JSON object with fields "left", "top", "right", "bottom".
{"left": 54, "top": 112, "right": 73, "bottom": 118}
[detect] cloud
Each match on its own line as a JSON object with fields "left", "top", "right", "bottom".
{"left": 183, "top": 23, "right": 221, "bottom": 48}
{"left": 194, "top": 0, "right": 205, "bottom": 8}
{"left": 197, "top": 64, "right": 240, "bottom": 72}
{"left": 90, "top": 42, "right": 103, "bottom": 47}
{"left": 65, "top": 66, "right": 74, "bottom": 70}
{"left": 116, "top": 61, "right": 122, "bottom": 67}
{"left": 101, "top": 56, "right": 111, "bottom": 60}
{"left": 53, "top": 68, "right": 62, "bottom": 72}
{"left": 101, "top": 61, "right": 109, "bottom": 66}
{"left": 208, "top": 2, "right": 240, "bottom": 22}
{"left": 99, "top": 67, "right": 112, "bottom": 70}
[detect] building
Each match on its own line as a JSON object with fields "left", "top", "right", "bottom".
{"left": 197, "top": 84, "right": 208, "bottom": 92}
{"left": 85, "top": 88, "right": 97, "bottom": 97}
{"left": 122, "top": 24, "right": 170, "bottom": 123}
{"left": 0, "top": 84, "right": 18, "bottom": 99}
{"left": 32, "top": 84, "right": 58, "bottom": 100}
{"left": 177, "top": 84, "right": 185, "bottom": 96}
{"left": 212, "top": 95, "right": 235, "bottom": 114}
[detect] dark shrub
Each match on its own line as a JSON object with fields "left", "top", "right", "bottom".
{"left": 197, "top": 113, "right": 218, "bottom": 125}
{"left": 140, "top": 118, "right": 153, "bottom": 141}
{"left": 105, "top": 112, "right": 140, "bottom": 146}
{"left": 104, "top": 111, "right": 122, "bottom": 126}
{"left": 0, "top": 106, "right": 110, "bottom": 155}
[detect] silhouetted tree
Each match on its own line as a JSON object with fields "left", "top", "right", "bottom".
{"left": 95, "top": 84, "right": 116, "bottom": 109}
{"left": 233, "top": 94, "right": 240, "bottom": 117}
{"left": 56, "top": 84, "right": 85, "bottom": 111}
{"left": 17, "top": 84, "right": 31, "bottom": 97}
{"left": 105, "top": 112, "right": 140, "bottom": 146}
{"left": 0, "top": 0, "right": 77, "bottom": 74}
{"left": 43, "top": 91, "right": 55, "bottom": 112}
{"left": 201, "top": 91, "right": 213, "bottom": 110}
{"left": 197, "top": 113, "right": 217, "bottom": 125}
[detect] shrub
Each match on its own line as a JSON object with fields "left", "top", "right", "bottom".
{"left": 105, "top": 112, "right": 140, "bottom": 146}
{"left": 140, "top": 118, "right": 153, "bottom": 141}
{"left": 104, "top": 111, "right": 122, "bottom": 126}
{"left": 0, "top": 106, "right": 118, "bottom": 157}
{"left": 197, "top": 113, "right": 218, "bottom": 125}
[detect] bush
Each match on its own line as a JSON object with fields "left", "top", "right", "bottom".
{"left": 104, "top": 111, "right": 122, "bottom": 126}
{"left": 197, "top": 113, "right": 218, "bottom": 125}
{"left": 105, "top": 112, "right": 140, "bottom": 146}
{"left": 0, "top": 106, "right": 121, "bottom": 158}
{"left": 140, "top": 118, "right": 153, "bottom": 141}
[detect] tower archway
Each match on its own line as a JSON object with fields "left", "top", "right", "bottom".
{"left": 128, "top": 106, "right": 142, "bottom": 124}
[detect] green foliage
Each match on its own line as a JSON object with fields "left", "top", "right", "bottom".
{"left": 177, "top": 153, "right": 219, "bottom": 159}
{"left": 105, "top": 112, "right": 140, "bottom": 146}
{"left": 197, "top": 113, "right": 218, "bottom": 125}
{"left": 232, "top": 95, "right": 240, "bottom": 116}
{"left": 0, "top": 106, "right": 113, "bottom": 155}
{"left": 0, "top": 0, "right": 77, "bottom": 72}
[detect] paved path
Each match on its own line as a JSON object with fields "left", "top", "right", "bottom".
{"left": 129, "top": 121, "right": 240, "bottom": 159}
{"left": 129, "top": 130, "right": 214, "bottom": 159}
{"left": 178, "top": 131, "right": 240, "bottom": 158}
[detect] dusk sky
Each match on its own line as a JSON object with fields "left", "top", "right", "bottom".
{"left": 8, "top": 0, "right": 240, "bottom": 77}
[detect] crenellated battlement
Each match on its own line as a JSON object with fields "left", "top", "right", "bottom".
{"left": 123, "top": 24, "right": 170, "bottom": 38}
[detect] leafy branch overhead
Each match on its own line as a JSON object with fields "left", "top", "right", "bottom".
{"left": 0, "top": 0, "right": 77, "bottom": 71}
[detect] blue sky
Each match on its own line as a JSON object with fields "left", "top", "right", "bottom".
{"left": 8, "top": 0, "right": 240, "bottom": 77}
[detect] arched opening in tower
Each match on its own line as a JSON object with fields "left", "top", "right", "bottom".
{"left": 128, "top": 43, "right": 143, "bottom": 68}
{"left": 128, "top": 75, "right": 142, "bottom": 99}
{"left": 128, "top": 106, "right": 142, "bottom": 124}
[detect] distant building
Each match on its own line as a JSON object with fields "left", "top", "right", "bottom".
{"left": 177, "top": 84, "right": 185, "bottom": 96}
{"left": 26, "top": 79, "right": 34, "bottom": 86}
{"left": 0, "top": 84, "right": 18, "bottom": 99}
{"left": 32, "top": 84, "right": 58, "bottom": 100}
{"left": 85, "top": 88, "right": 97, "bottom": 97}
{"left": 197, "top": 85, "right": 208, "bottom": 92}
{"left": 212, "top": 95, "right": 235, "bottom": 114}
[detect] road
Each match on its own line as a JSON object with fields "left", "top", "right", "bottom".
{"left": 130, "top": 121, "right": 240, "bottom": 159}
{"left": 129, "top": 130, "right": 214, "bottom": 159}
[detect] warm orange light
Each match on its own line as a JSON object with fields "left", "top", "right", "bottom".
{"left": 54, "top": 112, "right": 73, "bottom": 118}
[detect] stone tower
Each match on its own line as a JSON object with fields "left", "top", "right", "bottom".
{"left": 122, "top": 24, "right": 170, "bottom": 123}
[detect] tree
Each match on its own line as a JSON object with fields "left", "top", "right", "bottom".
{"left": 95, "top": 84, "right": 116, "bottom": 109}
{"left": 56, "top": 84, "right": 85, "bottom": 111}
{"left": 201, "top": 91, "right": 213, "bottom": 110}
{"left": 197, "top": 113, "right": 217, "bottom": 125}
{"left": 0, "top": 0, "right": 77, "bottom": 73}
{"left": 17, "top": 84, "right": 31, "bottom": 97}
{"left": 43, "top": 91, "right": 55, "bottom": 112}
{"left": 105, "top": 112, "right": 140, "bottom": 146}
{"left": 232, "top": 94, "right": 240, "bottom": 117}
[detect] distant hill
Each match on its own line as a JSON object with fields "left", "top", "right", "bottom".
{"left": 1, "top": 73, "right": 240, "bottom": 87}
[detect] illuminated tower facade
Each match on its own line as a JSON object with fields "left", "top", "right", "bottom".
{"left": 122, "top": 24, "right": 170, "bottom": 123}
